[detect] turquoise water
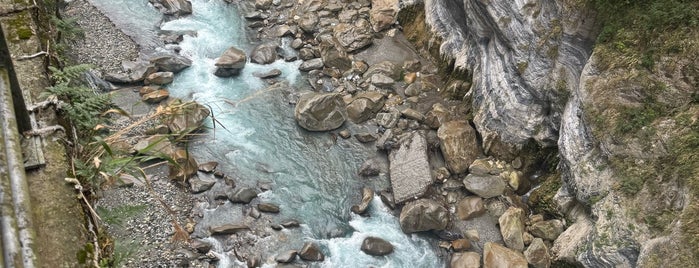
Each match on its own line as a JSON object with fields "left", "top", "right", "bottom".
{"left": 94, "top": 0, "right": 443, "bottom": 266}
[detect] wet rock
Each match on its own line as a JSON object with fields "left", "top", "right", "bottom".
{"left": 438, "top": 121, "right": 481, "bottom": 174}
{"left": 142, "top": 89, "right": 170, "bottom": 103}
{"left": 337, "top": 129, "right": 351, "bottom": 139}
{"left": 333, "top": 20, "right": 373, "bottom": 53}
{"left": 451, "top": 252, "right": 480, "bottom": 268}
{"left": 191, "top": 239, "right": 212, "bottom": 253}
{"left": 299, "top": 242, "right": 325, "bottom": 261}
{"left": 249, "top": 207, "right": 261, "bottom": 219}
{"left": 462, "top": 174, "right": 506, "bottom": 199}
{"left": 228, "top": 187, "right": 259, "bottom": 204}
{"left": 354, "top": 133, "right": 377, "bottom": 143}
{"left": 452, "top": 239, "right": 472, "bottom": 251}
{"left": 524, "top": 238, "right": 551, "bottom": 268}
{"left": 358, "top": 157, "right": 384, "bottom": 177}
{"left": 215, "top": 46, "right": 246, "bottom": 77}
{"left": 275, "top": 250, "right": 298, "bottom": 263}
{"left": 163, "top": 101, "right": 210, "bottom": 136}
{"left": 210, "top": 223, "right": 249, "bottom": 235}
{"left": 258, "top": 203, "right": 280, "bottom": 213}
{"left": 271, "top": 224, "right": 283, "bottom": 231}
{"left": 198, "top": 161, "right": 218, "bottom": 173}
{"left": 399, "top": 198, "right": 449, "bottom": 233}
{"left": 294, "top": 92, "right": 347, "bottom": 131}
{"left": 351, "top": 187, "right": 374, "bottom": 215}
{"left": 156, "top": 0, "right": 192, "bottom": 16}
{"left": 376, "top": 111, "right": 400, "bottom": 128}
{"left": 389, "top": 132, "right": 432, "bottom": 203}
{"left": 499, "top": 207, "right": 526, "bottom": 252}
{"left": 456, "top": 196, "right": 486, "bottom": 220}
{"left": 189, "top": 176, "right": 215, "bottom": 193}
{"left": 253, "top": 69, "right": 282, "bottom": 79}
{"left": 149, "top": 53, "right": 192, "bottom": 73}
{"left": 346, "top": 91, "right": 385, "bottom": 123}
{"left": 168, "top": 149, "right": 198, "bottom": 180}
{"left": 484, "top": 242, "right": 528, "bottom": 268}
{"left": 254, "top": 0, "right": 272, "bottom": 9}
{"left": 281, "top": 220, "right": 300, "bottom": 228}
{"left": 369, "top": 0, "right": 398, "bottom": 32}
{"left": 250, "top": 41, "right": 278, "bottom": 64}
{"left": 529, "top": 220, "right": 565, "bottom": 241}
{"left": 401, "top": 108, "right": 424, "bottom": 122}
{"left": 144, "top": 72, "right": 175, "bottom": 85}
{"left": 299, "top": 58, "right": 324, "bottom": 71}
{"left": 361, "top": 237, "right": 394, "bottom": 256}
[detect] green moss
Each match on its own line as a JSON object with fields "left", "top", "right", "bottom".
{"left": 516, "top": 61, "right": 528, "bottom": 75}
{"left": 6, "top": 13, "right": 34, "bottom": 40}
{"left": 528, "top": 172, "right": 563, "bottom": 218}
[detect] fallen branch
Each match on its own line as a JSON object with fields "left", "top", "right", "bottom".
{"left": 15, "top": 51, "right": 47, "bottom": 61}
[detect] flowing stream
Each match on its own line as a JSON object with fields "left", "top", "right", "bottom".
{"left": 90, "top": 0, "right": 443, "bottom": 266}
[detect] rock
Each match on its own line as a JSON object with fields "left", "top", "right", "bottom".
{"left": 247, "top": 256, "right": 261, "bottom": 268}
{"left": 401, "top": 108, "right": 424, "bottom": 122}
{"left": 379, "top": 190, "right": 395, "bottom": 209}
{"left": 133, "top": 135, "right": 175, "bottom": 156}
{"left": 369, "top": 0, "right": 398, "bottom": 32}
{"left": 403, "top": 59, "right": 421, "bottom": 72}
{"left": 321, "top": 44, "right": 351, "bottom": 71}
{"left": 333, "top": 19, "right": 373, "bottom": 53}
{"left": 103, "top": 72, "right": 132, "bottom": 83}
{"left": 253, "top": 69, "right": 282, "bottom": 78}
{"left": 298, "top": 48, "right": 317, "bottom": 61}
{"left": 142, "top": 89, "right": 170, "bottom": 103}
{"left": 364, "top": 61, "right": 400, "bottom": 80}
{"left": 370, "top": 73, "right": 395, "bottom": 87}
{"left": 452, "top": 239, "right": 472, "bottom": 251}
{"left": 346, "top": 91, "right": 385, "bottom": 123}
{"left": 376, "top": 111, "right": 400, "bottom": 128}
{"left": 404, "top": 72, "right": 418, "bottom": 85}
{"left": 228, "top": 187, "right": 258, "bottom": 203}
{"left": 280, "top": 220, "right": 300, "bottom": 228}
{"left": 254, "top": 0, "right": 272, "bottom": 9}
{"left": 198, "top": 161, "right": 218, "bottom": 173}
{"left": 354, "top": 133, "right": 377, "bottom": 143}
{"left": 524, "top": 238, "right": 551, "bottom": 268}
{"left": 456, "top": 196, "right": 486, "bottom": 220}
{"left": 450, "top": 252, "right": 481, "bottom": 268}
{"left": 168, "top": 149, "right": 198, "bottom": 180}
{"left": 338, "top": 129, "right": 351, "bottom": 139}
{"left": 298, "top": 12, "right": 319, "bottom": 33}
{"left": 189, "top": 176, "right": 215, "bottom": 193}
{"left": 462, "top": 174, "right": 507, "bottom": 199}
{"left": 291, "top": 38, "right": 303, "bottom": 49}
{"left": 139, "top": 86, "right": 159, "bottom": 96}
{"left": 145, "top": 124, "right": 169, "bottom": 135}
{"left": 299, "top": 58, "right": 324, "bottom": 71}
{"left": 158, "top": 0, "right": 192, "bottom": 16}
{"left": 215, "top": 46, "right": 246, "bottom": 77}
{"left": 425, "top": 103, "right": 451, "bottom": 129}
{"left": 123, "top": 60, "right": 158, "bottom": 82}
{"left": 191, "top": 239, "right": 212, "bottom": 253}
{"left": 163, "top": 101, "right": 210, "bottom": 136}
{"left": 351, "top": 187, "right": 374, "bottom": 215}
{"left": 149, "top": 53, "right": 192, "bottom": 73}
{"left": 376, "top": 128, "right": 395, "bottom": 151}
{"left": 294, "top": 92, "right": 347, "bottom": 131}
{"left": 275, "top": 250, "right": 297, "bottom": 263}
{"left": 498, "top": 207, "right": 526, "bottom": 252}
{"left": 250, "top": 41, "right": 278, "bottom": 64}
{"left": 358, "top": 157, "right": 384, "bottom": 177}
{"left": 389, "top": 132, "right": 433, "bottom": 203}
{"left": 299, "top": 242, "right": 324, "bottom": 261}
{"left": 484, "top": 242, "right": 528, "bottom": 268}
{"left": 523, "top": 232, "right": 534, "bottom": 246}
{"left": 210, "top": 223, "right": 249, "bottom": 235}
{"left": 360, "top": 237, "right": 394, "bottom": 256}
{"left": 249, "top": 207, "right": 261, "bottom": 219}
{"left": 469, "top": 158, "right": 503, "bottom": 176}
{"left": 258, "top": 203, "right": 280, "bottom": 213}
{"left": 399, "top": 198, "right": 449, "bottom": 233}
{"left": 437, "top": 121, "right": 481, "bottom": 174}
{"left": 529, "top": 220, "right": 565, "bottom": 241}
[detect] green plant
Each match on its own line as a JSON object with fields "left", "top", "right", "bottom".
{"left": 51, "top": 15, "right": 84, "bottom": 42}
{"left": 96, "top": 205, "right": 147, "bottom": 226}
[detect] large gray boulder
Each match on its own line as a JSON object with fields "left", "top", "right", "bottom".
{"left": 360, "top": 237, "right": 394, "bottom": 256}
{"left": 294, "top": 92, "right": 347, "bottom": 131}
{"left": 149, "top": 53, "right": 192, "bottom": 73}
{"left": 462, "top": 173, "right": 507, "bottom": 199}
{"left": 370, "top": 0, "right": 398, "bottom": 32}
{"left": 499, "top": 207, "right": 525, "bottom": 252}
{"left": 299, "top": 242, "right": 324, "bottom": 261}
{"left": 333, "top": 19, "right": 373, "bottom": 53}
{"left": 483, "top": 242, "right": 528, "bottom": 268}
{"left": 250, "top": 41, "right": 278, "bottom": 64}
{"left": 144, "top": 71, "right": 174, "bottom": 85}
{"left": 524, "top": 238, "right": 551, "bottom": 268}
{"left": 437, "top": 121, "right": 481, "bottom": 174}
{"left": 389, "top": 132, "right": 433, "bottom": 203}
{"left": 399, "top": 198, "right": 449, "bottom": 233}
{"left": 154, "top": 0, "right": 192, "bottom": 16}
{"left": 215, "top": 46, "right": 247, "bottom": 77}
{"left": 346, "top": 91, "right": 385, "bottom": 123}
{"left": 162, "top": 100, "right": 210, "bottom": 136}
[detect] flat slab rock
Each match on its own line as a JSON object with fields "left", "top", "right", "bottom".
{"left": 388, "top": 132, "right": 433, "bottom": 203}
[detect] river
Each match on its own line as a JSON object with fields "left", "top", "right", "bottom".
{"left": 89, "top": 0, "right": 444, "bottom": 266}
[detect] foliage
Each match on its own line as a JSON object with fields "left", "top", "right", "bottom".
{"left": 51, "top": 15, "right": 84, "bottom": 42}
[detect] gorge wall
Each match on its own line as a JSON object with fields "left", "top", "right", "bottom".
{"left": 407, "top": 0, "right": 699, "bottom": 267}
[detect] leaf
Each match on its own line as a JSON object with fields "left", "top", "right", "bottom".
{"left": 93, "top": 156, "right": 101, "bottom": 169}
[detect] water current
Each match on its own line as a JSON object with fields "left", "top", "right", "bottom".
{"left": 89, "top": 0, "right": 443, "bottom": 266}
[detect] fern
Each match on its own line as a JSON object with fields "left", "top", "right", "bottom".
{"left": 48, "top": 64, "right": 92, "bottom": 86}
{"left": 51, "top": 16, "right": 84, "bottom": 42}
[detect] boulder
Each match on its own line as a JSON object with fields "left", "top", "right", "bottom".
{"left": 380, "top": 190, "right": 395, "bottom": 209}
{"left": 438, "top": 121, "right": 481, "bottom": 174}
{"left": 452, "top": 239, "right": 471, "bottom": 251}
{"left": 142, "top": 89, "right": 170, "bottom": 103}
{"left": 149, "top": 53, "right": 192, "bottom": 73}
{"left": 254, "top": 0, "right": 273, "bottom": 9}
{"left": 298, "top": 48, "right": 317, "bottom": 61}
{"left": 462, "top": 174, "right": 506, "bottom": 199}
{"left": 253, "top": 69, "right": 282, "bottom": 79}
{"left": 156, "top": 0, "right": 192, "bottom": 16}
{"left": 354, "top": 133, "right": 377, "bottom": 143}
{"left": 294, "top": 92, "right": 347, "bottom": 131}
{"left": 250, "top": 41, "right": 278, "bottom": 64}
{"left": 299, "top": 58, "right": 324, "bottom": 71}
{"left": 228, "top": 187, "right": 259, "bottom": 204}
{"left": 168, "top": 149, "right": 198, "bottom": 180}
{"left": 369, "top": 0, "right": 398, "bottom": 32}
{"left": 198, "top": 161, "right": 218, "bottom": 173}
{"left": 162, "top": 101, "right": 210, "bottom": 136}
{"left": 122, "top": 60, "right": 157, "bottom": 82}
{"left": 215, "top": 46, "right": 246, "bottom": 77}
{"left": 321, "top": 45, "right": 351, "bottom": 71}
{"left": 450, "top": 252, "right": 481, "bottom": 268}
{"left": 189, "top": 176, "right": 215, "bottom": 193}
{"left": 498, "top": 207, "right": 525, "bottom": 252}
{"left": 272, "top": 24, "right": 293, "bottom": 37}
{"left": 375, "top": 111, "right": 399, "bottom": 128}
{"left": 401, "top": 108, "right": 424, "bottom": 122}
{"left": 399, "top": 199, "right": 449, "bottom": 233}
{"left": 333, "top": 19, "right": 373, "bottom": 53}
{"left": 139, "top": 86, "right": 160, "bottom": 96}
{"left": 456, "top": 196, "right": 486, "bottom": 220}
{"left": 257, "top": 203, "right": 280, "bottom": 213}
{"left": 360, "top": 237, "right": 393, "bottom": 256}
{"left": 524, "top": 238, "right": 551, "bottom": 268}
{"left": 483, "top": 242, "right": 528, "bottom": 268}
{"left": 133, "top": 135, "right": 175, "bottom": 156}
{"left": 210, "top": 223, "right": 249, "bottom": 235}
{"left": 191, "top": 239, "right": 212, "bottom": 253}
{"left": 389, "top": 132, "right": 433, "bottom": 203}
{"left": 529, "top": 220, "right": 565, "bottom": 241}
{"left": 346, "top": 91, "right": 385, "bottom": 123}
{"left": 358, "top": 157, "right": 385, "bottom": 177}
{"left": 281, "top": 220, "right": 300, "bottom": 228}
{"left": 299, "top": 242, "right": 324, "bottom": 261}
{"left": 275, "top": 250, "right": 297, "bottom": 263}
{"left": 370, "top": 73, "right": 395, "bottom": 88}
{"left": 351, "top": 187, "right": 374, "bottom": 215}
{"left": 144, "top": 71, "right": 174, "bottom": 85}
{"left": 363, "top": 61, "right": 400, "bottom": 80}
{"left": 425, "top": 103, "right": 451, "bottom": 129}
{"left": 298, "top": 12, "right": 319, "bottom": 33}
